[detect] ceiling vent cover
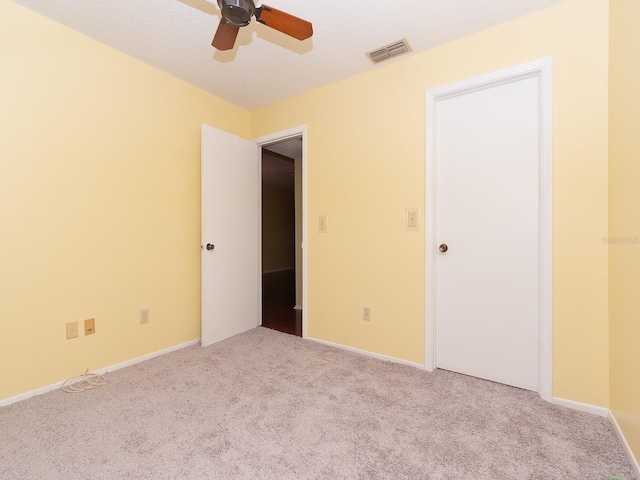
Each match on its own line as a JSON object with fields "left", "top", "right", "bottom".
{"left": 366, "top": 39, "right": 412, "bottom": 64}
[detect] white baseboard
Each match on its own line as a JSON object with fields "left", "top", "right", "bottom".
{"left": 609, "top": 411, "right": 640, "bottom": 478}
{"left": 552, "top": 396, "right": 609, "bottom": 417}
{"left": 306, "top": 336, "right": 424, "bottom": 369}
{"left": 0, "top": 339, "right": 201, "bottom": 407}
{"left": 553, "top": 397, "right": 639, "bottom": 476}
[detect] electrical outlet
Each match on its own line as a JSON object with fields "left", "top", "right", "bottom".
{"left": 140, "top": 309, "right": 150, "bottom": 325}
{"left": 84, "top": 318, "right": 95, "bottom": 336}
{"left": 66, "top": 321, "right": 78, "bottom": 339}
{"left": 363, "top": 307, "right": 371, "bottom": 322}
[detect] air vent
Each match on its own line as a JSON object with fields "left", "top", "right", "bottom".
{"left": 366, "top": 39, "right": 412, "bottom": 64}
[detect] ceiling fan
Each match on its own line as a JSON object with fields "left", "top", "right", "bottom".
{"left": 212, "top": 0, "right": 313, "bottom": 51}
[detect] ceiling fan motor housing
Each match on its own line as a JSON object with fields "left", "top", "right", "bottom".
{"left": 217, "top": 0, "right": 256, "bottom": 27}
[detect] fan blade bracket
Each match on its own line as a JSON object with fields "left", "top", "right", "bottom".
{"left": 255, "top": 5, "right": 313, "bottom": 41}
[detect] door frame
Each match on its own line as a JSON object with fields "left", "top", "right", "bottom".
{"left": 424, "top": 58, "right": 553, "bottom": 401}
{"left": 253, "top": 125, "right": 308, "bottom": 338}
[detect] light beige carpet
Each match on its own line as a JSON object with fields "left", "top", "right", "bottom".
{"left": 0, "top": 327, "right": 636, "bottom": 479}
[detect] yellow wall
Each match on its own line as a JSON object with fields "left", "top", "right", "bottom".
{"left": 609, "top": 0, "right": 640, "bottom": 461}
{"left": 0, "top": 0, "right": 250, "bottom": 401}
{"left": 1, "top": 0, "right": 618, "bottom": 414}
{"left": 252, "top": 0, "right": 611, "bottom": 406}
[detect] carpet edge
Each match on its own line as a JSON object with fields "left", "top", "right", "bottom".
{"left": 306, "top": 336, "right": 424, "bottom": 369}
{"left": 609, "top": 410, "right": 640, "bottom": 479}
{"left": 0, "top": 338, "right": 201, "bottom": 407}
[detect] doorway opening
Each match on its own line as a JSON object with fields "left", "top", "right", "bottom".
{"left": 261, "top": 137, "right": 303, "bottom": 336}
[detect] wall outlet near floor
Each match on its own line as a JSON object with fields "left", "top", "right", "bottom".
{"left": 84, "top": 318, "right": 96, "bottom": 336}
{"left": 363, "top": 307, "right": 371, "bottom": 322}
{"left": 66, "top": 321, "right": 78, "bottom": 339}
{"left": 140, "top": 309, "right": 150, "bottom": 325}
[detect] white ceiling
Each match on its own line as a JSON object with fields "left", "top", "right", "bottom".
{"left": 12, "top": 0, "right": 566, "bottom": 110}
{"left": 264, "top": 136, "right": 302, "bottom": 160}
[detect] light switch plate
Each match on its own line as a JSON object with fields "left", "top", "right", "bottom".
{"left": 405, "top": 208, "right": 419, "bottom": 231}
{"left": 318, "top": 214, "right": 328, "bottom": 233}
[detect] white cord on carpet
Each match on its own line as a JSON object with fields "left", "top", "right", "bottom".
{"left": 61, "top": 369, "right": 107, "bottom": 393}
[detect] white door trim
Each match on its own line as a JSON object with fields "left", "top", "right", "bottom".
{"left": 253, "top": 126, "right": 309, "bottom": 338}
{"left": 424, "top": 58, "right": 553, "bottom": 401}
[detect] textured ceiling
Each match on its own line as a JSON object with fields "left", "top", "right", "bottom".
{"left": 12, "top": 0, "right": 566, "bottom": 110}
{"left": 264, "top": 136, "right": 302, "bottom": 160}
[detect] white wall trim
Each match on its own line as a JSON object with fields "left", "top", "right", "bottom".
{"left": 551, "top": 396, "right": 609, "bottom": 417}
{"left": 424, "top": 57, "right": 553, "bottom": 402}
{"left": 609, "top": 410, "right": 640, "bottom": 477}
{"left": 307, "top": 336, "right": 424, "bottom": 369}
{"left": 553, "top": 398, "right": 639, "bottom": 474}
{"left": 0, "top": 339, "right": 200, "bottom": 408}
{"left": 253, "top": 125, "right": 308, "bottom": 338}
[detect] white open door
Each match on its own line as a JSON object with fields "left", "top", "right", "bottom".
{"left": 201, "top": 124, "right": 260, "bottom": 347}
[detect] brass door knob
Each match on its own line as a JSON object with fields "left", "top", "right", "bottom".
{"left": 439, "top": 244, "right": 448, "bottom": 253}
{"left": 206, "top": 243, "right": 215, "bottom": 251}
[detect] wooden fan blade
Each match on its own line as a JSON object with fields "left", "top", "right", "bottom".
{"left": 212, "top": 19, "right": 240, "bottom": 50}
{"left": 255, "top": 5, "right": 313, "bottom": 41}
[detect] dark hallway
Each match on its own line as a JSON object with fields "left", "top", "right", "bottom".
{"left": 261, "top": 140, "right": 302, "bottom": 337}
{"left": 262, "top": 269, "right": 302, "bottom": 336}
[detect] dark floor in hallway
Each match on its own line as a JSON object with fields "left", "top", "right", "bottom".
{"left": 262, "top": 269, "right": 302, "bottom": 336}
